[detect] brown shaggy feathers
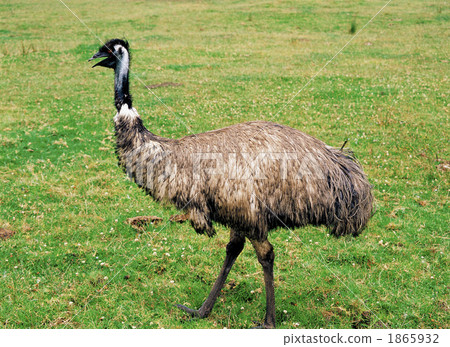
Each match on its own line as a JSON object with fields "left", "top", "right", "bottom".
{"left": 115, "top": 106, "right": 373, "bottom": 241}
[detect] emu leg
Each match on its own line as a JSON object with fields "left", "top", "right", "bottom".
{"left": 250, "top": 239, "right": 276, "bottom": 329}
{"left": 176, "top": 230, "right": 245, "bottom": 318}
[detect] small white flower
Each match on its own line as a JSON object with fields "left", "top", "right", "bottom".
{"left": 241, "top": 307, "right": 244, "bottom": 310}
{"left": 283, "top": 310, "right": 287, "bottom": 314}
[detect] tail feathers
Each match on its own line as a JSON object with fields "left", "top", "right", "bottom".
{"left": 328, "top": 148, "right": 374, "bottom": 237}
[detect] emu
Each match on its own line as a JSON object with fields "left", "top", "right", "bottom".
{"left": 89, "top": 39, "right": 373, "bottom": 328}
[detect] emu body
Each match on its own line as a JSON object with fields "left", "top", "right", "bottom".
{"left": 90, "top": 39, "right": 373, "bottom": 328}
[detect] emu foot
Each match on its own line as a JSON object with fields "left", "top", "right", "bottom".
{"left": 175, "top": 304, "right": 204, "bottom": 318}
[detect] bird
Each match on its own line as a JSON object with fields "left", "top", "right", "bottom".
{"left": 89, "top": 38, "right": 374, "bottom": 328}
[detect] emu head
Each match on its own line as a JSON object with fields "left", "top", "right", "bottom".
{"left": 89, "top": 38, "right": 129, "bottom": 69}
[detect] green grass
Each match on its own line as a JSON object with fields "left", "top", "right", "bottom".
{"left": 0, "top": 0, "right": 448, "bottom": 329}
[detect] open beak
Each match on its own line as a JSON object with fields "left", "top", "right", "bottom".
{"left": 89, "top": 51, "right": 114, "bottom": 68}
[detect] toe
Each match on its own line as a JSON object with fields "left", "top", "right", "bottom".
{"left": 175, "top": 304, "right": 200, "bottom": 317}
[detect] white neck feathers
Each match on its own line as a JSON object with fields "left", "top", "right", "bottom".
{"left": 114, "top": 104, "right": 139, "bottom": 123}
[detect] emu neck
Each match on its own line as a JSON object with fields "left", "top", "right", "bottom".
{"left": 112, "top": 48, "right": 171, "bottom": 173}
{"left": 114, "top": 50, "right": 132, "bottom": 111}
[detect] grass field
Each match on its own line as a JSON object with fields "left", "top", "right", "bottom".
{"left": 0, "top": 0, "right": 448, "bottom": 329}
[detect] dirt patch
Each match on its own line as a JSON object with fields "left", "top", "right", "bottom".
{"left": 0, "top": 228, "right": 14, "bottom": 240}
{"left": 125, "top": 215, "right": 163, "bottom": 231}
{"left": 169, "top": 214, "right": 189, "bottom": 223}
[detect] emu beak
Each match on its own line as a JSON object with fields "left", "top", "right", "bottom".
{"left": 89, "top": 51, "right": 114, "bottom": 68}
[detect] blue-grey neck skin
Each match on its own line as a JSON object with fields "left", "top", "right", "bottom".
{"left": 114, "top": 47, "right": 132, "bottom": 111}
